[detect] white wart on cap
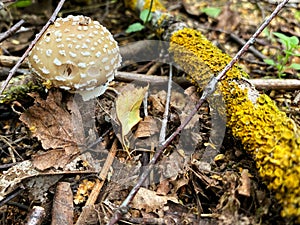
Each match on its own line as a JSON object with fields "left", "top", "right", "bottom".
{"left": 28, "top": 15, "right": 122, "bottom": 101}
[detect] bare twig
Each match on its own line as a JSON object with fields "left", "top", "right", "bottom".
{"left": 88, "top": 139, "right": 117, "bottom": 204}
{"left": 0, "top": 0, "right": 66, "bottom": 95}
{"left": 76, "top": 139, "right": 117, "bottom": 225}
{"left": 214, "top": 0, "right": 290, "bottom": 83}
{"left": 202, "top": 26, "right": 267, "bottom": 60}
{"left": 159, "top": 64, "right": 173, "bottom": 144}
{"left": 0, "top": 20, "right": 25, "bottom": 43}
{"left": 107, "top": 1, "right": 290, "bottom": 224}
{"left": 249, "top": 78, "right": 300, "bottom": 90}
{"left": 1, "top": 56, "right": 299, "bottom": 90}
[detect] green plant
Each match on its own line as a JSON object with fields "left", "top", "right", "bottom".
{"left": 264, "top": 32, "right": 300, "bottom": 78}
{"left": 201, "top": 7, "right": 221, "bottom": 18}
{"left": 10, "top": 0, "right": 32, "bottom": 8}
{"left": 125, "top": 9, "right": 152, "bottom": 33}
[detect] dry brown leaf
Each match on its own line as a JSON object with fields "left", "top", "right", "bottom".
{"left": 156, "top": 179, "right": 171, "bottom": 196}
{"left": 134, "top": 116, "right": 159, "bottom": 138}
{"left": 160, "top": 150, "right": 186, "bottom": 180}
{"left": 32, "top": 149, "right": 73, "bottom": 170}
{"left": 148, "top": 90, "right": 166, "bottom": 115}
{"left": 131, "top": 187, "right": 178, "bottom": 213}
{"left": 216, "top": 4, "right": 240, "bottom": 31}
{"left": 237, "top": 169, "right": 251, "bottom": 197}
{"left": 0, "top": 160, "right": 39, "bottom": 201}
{"left": 20, "top": 89, "right": 85, "bottom": 169}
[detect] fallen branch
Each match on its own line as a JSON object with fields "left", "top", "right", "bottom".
{"left": 75, "top": 139, "right": 118, "bottom": 225}
{"left": 51, "top": 182, "right": 73, "bottom": 225}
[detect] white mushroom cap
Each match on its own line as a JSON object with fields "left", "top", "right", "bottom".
{"left": 28, "top": 15, "right": 122, "bottom": 101}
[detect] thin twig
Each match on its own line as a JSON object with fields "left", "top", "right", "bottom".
{"left": 249, "top": 78, "right": 300, "bottom": 90}
{"left": 214, "top": 0, "right": 290, "bottom": 83}
{"left": 107, "top": 1, "right": 290, "bottom": 224}
{"left": 159, "top": 64, "right": 173, "bottom": 144}
{"left": 1, "top": 58, "right": 299, "bottom": 90}
{"left": 0, "top": 0, "right": 66, "bottom": 95}
{"left": 76, "top": 139, "right": 118, "bottom": 225}
{"left": 86, "top": 127, "right": 112, "bottom": 149}
{"left": 0, "top": 20, "right": 25, "bottom": 43}
{"left": 202, "top": 26, "right": 267, "bottom": 60}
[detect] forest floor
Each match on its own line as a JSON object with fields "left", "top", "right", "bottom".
{"left": 0, "top": 0, "right": 300, "bottom": 224}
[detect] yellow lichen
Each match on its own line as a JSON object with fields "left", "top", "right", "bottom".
{"left": 142, "top": 0, "right": 165, "bottom": 11}
{"left": 170, "top": 28, "right": 300, "bottom": 222}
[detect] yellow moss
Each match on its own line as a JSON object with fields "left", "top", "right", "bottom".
{"left": 170, "top": 28, "right": 300, "bottom": 221}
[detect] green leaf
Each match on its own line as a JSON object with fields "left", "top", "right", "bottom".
{"left": 140, "top": 9, "right": 152, "bottom": 23}
{"left": 201, "top": 7, "right": 221, "bottom": 18}
{"left": 289, "top": 36, "right": 299, "bottom": 46}
{"left": 115, "top": 84, "right": 149, "bottom": 153}
{"left": 125, "top": 23, "right": 145, "bottom": 33}
{"left": 264, "top": 59, "right": 276, "bottom": 66}
{"left": 273, "top": 32, "right": 290, "bottom": 42}
{"left": 288, "top": 63, "right": 300, "bottom": 70}
{"left": 11, "top": 0, "right": 32, "bottom": 7}
{"left": 292, "top": 52, "right": 300, "bottom": 57}
{"left": 295, "top": 10, "right": 300, "bottom": 22}
{"left": 116, "top": 85, "right": 148, "bottom": 137}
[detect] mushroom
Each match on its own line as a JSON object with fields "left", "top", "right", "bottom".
{"left": 28, "top": 15, "right": 122, "bottom": 101}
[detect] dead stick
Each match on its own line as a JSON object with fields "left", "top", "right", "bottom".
{"left": 51, "top": 182, "right": 73, "bottom": 225}
{"left": 0, "top": 20, "right": 25, "bottom": 43}
{"left": 0, "top": 55, "right": 28, "bottom": 68}
{"left": 25, "top": 206, "right": 46, "bottom": 225}
{"left": 0, "top": 0, "right": 66, "bottom": 95}
{"left": 249, "top": 78, "right": 300, "bottom": 90}
{"left": 88, "top": 139, "right": 117, "bottom": 205}
{"left": 107, "top": 0, "right": 290, "bottom": 224}
{"left": 1, "top": 57, "right": 298, "bottom": 90}
{"left": 75, "top": 139, "right": 118, "bottom": 225}
{"left": 2, "top": 55, "right": 300, "bottom": 90}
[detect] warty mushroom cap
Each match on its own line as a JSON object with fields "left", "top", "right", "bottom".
{"left": 28, "top": 15, "right": 122, "bottom": 101}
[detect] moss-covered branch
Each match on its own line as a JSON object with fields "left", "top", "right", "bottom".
{"left": 170, "top": 28, "right": 300, "bottom": 221}
{"left": 125, "top": 0, "right": 300, "bottom": 221}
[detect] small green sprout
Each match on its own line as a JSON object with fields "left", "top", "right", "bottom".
{"left": 126, "top": 9, "right": 152, "bottom": 33}
{"left": 264, "top": 32, "right": 300, "bottom": 78}
{"left": 201, "top": 7, "right": 221, "bottom": 18}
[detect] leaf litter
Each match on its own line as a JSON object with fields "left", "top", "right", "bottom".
{"left": 19, "top": 89, "right": 86, "bottom": 169}
{"left": 1, "top": 0, "right": 298, "bottom": 223}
